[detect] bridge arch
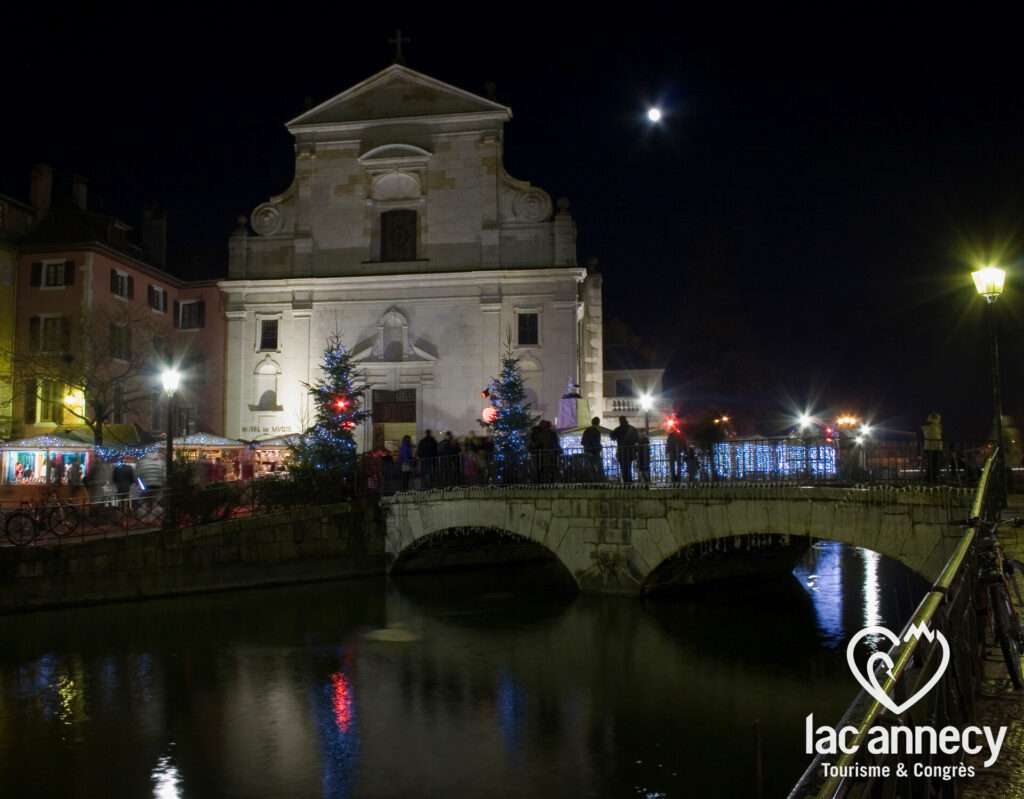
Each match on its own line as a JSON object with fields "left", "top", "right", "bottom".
{"left": 383, "top": 486, "right": 972, "bottom": 595}
{"left": 390, "top": 525, "right": 574, "bottom": 584}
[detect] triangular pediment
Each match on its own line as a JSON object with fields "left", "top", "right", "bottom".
{"left": 288, "top": 65, "right": 511, "bottom": 130}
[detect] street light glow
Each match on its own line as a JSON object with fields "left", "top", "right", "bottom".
{"left": 797, "top": 413, "right": 814, "bottom": 431}
{"left": 972, "top": 265, "right": 1006, "bottom": 303}
{"left": 859, "top": 424, "right": 872, "bottom": 437}
{"left": 639, "top": 392, "right": 654, "bottom": 412}
{"left": 646, "top": 107, "right": 662, "bottom": 123}
{"left": 160, "top": 367, "right": 181, "bottom": 395}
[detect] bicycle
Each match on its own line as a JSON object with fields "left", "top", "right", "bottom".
{"left": 974, "top": 516, "right": 1024, "bottom": 689}
{"left": 4, "top": 505, "right": 39, "bottom": 546}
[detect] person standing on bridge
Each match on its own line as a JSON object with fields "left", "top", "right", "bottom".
{"left": 922, "top": 412, "right": 943, "bottom": 483}
{"left": 611, "top": 416, "right": 639, "bottom": 483}
{"left": 416, "top": 430, "right": 438, "bottom": 489}
{"left": 398, "top": 435, "right": 414, "bottom": 491}
{"left": 582, "top": 416, "right": 604, "bottom": 482}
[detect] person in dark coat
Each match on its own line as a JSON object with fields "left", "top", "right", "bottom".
{"left": 582, "top": 417, "right": 604, "bottom": 481}
{"left": 684, "top": 447, "right": 700, "bottom": 483}
{"left": 666, "top": 427, "right": 686, "bottom": 483}
{"left": 416, "top": 430, "right": 438, "bottom": 488}
{"left": 611, "top": 417, "right": 639, "bottom": 483}
{"left": 398, "top": 435, "right": 414, "bottom": 491}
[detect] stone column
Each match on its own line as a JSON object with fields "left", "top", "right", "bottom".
{"left": 224, "top": 306, "right": 247, "bottom": 438}
{"left": 581, "top": 271, "right": 604, "bottom": 421}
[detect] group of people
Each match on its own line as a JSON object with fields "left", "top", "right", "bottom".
{"left": 585, "top": 416, "right": 701, "bottom": 484}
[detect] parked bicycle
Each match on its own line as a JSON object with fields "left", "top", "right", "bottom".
{"left": 973, "top": 516, "right": 1024, "bottom": 689}
{"left": 3, "top": 490, "right": 81, "bottom": 546}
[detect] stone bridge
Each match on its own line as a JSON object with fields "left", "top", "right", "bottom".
{"left": 382, "top": 484, "right": 974, "bottom": 594}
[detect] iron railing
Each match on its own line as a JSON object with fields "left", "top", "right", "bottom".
{"left": 786, "top": 449, "right": 1003, "bottom": 798}
{"left": 362, "top": 439, "right": 986, "bottom": 495}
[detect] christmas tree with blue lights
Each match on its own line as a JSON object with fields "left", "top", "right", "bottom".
{"left": 288, "top": 333, "right": 369, "bottom": 486}
{"left": 481, "top": 338, "right": 539, "bottom": 482}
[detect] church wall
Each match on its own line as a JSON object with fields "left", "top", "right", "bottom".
{"left": 219, "top": 270, "right": 585, "bottom": 447}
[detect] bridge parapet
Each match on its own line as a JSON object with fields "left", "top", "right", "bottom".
{"left": 384, "top": 485, "right": 973, "bottom": 594}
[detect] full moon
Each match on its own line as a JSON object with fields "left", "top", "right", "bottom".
{"left": 646, "top": 107, "right": 662, "bottom": 123}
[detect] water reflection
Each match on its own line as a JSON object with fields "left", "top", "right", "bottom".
{"left": 0, "top": 545, "right": 927, "bottom": 798}
{"left": 152, "top": 753, "right": 182, "bottom": 799}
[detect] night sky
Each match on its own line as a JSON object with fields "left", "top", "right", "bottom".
{"left": 4, "top": 11, "right": 1023, "bottom": 441}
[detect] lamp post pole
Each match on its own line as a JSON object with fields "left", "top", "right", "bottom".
{"left": 161, "top": 368, "right": 181, "bottom": 529}
{"left": 972, "top": 266, "right": 1007, "bottom": 504}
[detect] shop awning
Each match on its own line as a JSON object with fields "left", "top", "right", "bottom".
{"left": 0, "top": 435, "right": 92, "bottom": 450}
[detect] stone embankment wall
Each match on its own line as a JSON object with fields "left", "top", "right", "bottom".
{"left": 0, "top": 501, "right": 386, "bottom": 613}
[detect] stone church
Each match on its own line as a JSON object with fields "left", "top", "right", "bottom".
{"left": 220, "top": 64, "right": 603, "bottom": 450}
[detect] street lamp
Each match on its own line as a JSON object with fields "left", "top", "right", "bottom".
{"left": 972, "top": 265, "right": 1007, "bottom": 495}
{"left": 161, "top": 367, "right": 181, "bottom": 528}
{"left": 639, "top": 392, "right": 654, "bottom": 436}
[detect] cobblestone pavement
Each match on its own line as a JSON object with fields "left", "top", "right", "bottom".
{"left": 962, "top": 497, "right": 1024, "bottom": 798}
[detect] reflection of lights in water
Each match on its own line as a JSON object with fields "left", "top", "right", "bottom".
{"left": 497, "top": 673, "right": 527, "bottom": 758}
{"left": 56, "top": 675, "right": 77, "bottom": 727}
{"left": 312, "top": 668, "right": 359, "bottom": 798}
{"left": 794, "top": 541, "right": 845, "bottom": 647}
{"left": 151, "top": 755, "right": 182, "bottom": 799}
{"left": 331, "top": 672, "right": 352, "bottom": 732}
{"left": 861, "top": 548, "right": 882, "bottom": 629}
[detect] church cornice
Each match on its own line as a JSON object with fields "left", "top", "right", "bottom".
{"left": 218, "top": 267, "right": 586, "bottom": 293}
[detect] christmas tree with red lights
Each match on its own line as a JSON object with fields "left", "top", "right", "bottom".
{"left": 288, "top": 333, "right": 369, "bottom": 485}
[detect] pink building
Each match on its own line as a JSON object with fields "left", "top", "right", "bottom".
{"left": 10, "top": 167, "right": 225, "bottom": 442}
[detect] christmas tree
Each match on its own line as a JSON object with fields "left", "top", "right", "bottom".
{"left": 288, "top": 333, "right": 369, "bottom": 486}
{"left": 481, "top": 341, "right": 539, "bottom": 482}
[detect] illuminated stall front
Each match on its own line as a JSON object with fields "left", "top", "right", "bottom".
{"left": 168, "top": 433, "right": 248, "bottom": 482}
{"left": 250, "top": 434, "right": 298, "bottom": 478}
{"left": 0, "top": 435, "right": 92, "bottom": 485}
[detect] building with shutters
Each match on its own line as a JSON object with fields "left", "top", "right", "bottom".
{"left": 0, "top": 184, "right": 38, "bottom": 438}
{"left": 220, "top": 64, "right": 604, "bottom": 449}
{"left": 8, "top": 167, "right": 225, "bottom": 442}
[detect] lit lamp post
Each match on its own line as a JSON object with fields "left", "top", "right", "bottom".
{"left": 639, "top": 392, "right": 654, "bottom": 437}
{"left": 161, "top": 367, "right": 181, "bottom": 528}
{"left": 972, "top": 265, "right": 1007, "bottom": 492}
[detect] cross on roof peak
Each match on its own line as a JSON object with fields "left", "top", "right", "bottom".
{"left": 388, "top": 29, "right": 411, "bottom": 65}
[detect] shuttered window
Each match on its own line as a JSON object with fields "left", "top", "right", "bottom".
{"left": 380, "top": 209, "right": 417, "bottom": 262}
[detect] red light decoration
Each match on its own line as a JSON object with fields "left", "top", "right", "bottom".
{"left": 342, "top": 420, "right": 356, "bottom": 430}
{"left": 663, "top": 414, "right": 680, "bottom": 433}
{"left": 481, "top": 407, "right": 498, "bottom": 424}
{"left": 333, "top": 396, "right": 351, "bottom": 412}
{"left": 480, "top": 388, "right": 491, "bottom": 399}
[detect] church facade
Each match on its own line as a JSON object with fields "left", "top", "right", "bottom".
{"left": 220, "top": 65, "right": 603, "bottom": 450}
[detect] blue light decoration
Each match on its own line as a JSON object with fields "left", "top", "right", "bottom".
{"left": 556, "top": 434, "right": 837, "bottom": 481}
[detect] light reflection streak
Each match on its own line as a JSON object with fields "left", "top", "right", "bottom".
{"left": 861, "top": 548, "right": 882, "bottom": 629}
{"left": 794, "top": 541, "right": 845, "bottom": 647}
{"left": 151, "top": 754, "right": 182, "bottom": 799}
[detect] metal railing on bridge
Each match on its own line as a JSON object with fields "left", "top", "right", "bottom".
{"left": 786, "top": 449, "right": 1003, "bottom": 798}
{"left": 363, "top": 439, "right": 986, "bottom": 494}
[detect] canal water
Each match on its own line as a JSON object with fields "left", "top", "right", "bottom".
{"left": 0, "top": 542, "right": 926, "bottom": 798}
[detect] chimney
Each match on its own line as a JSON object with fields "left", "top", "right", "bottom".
{"left": 142, "top": 205, "right": 168, "bottom": 268}
{"left": 30, "top": 164, "right": 53, "bottom": 218}
{"left": 71, "top": 175, "right": 88, "bottom": 210}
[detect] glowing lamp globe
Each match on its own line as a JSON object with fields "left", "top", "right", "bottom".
{"left": 639, "top": 393, "right": 654, "bottom": 412}
{"left": 160, "top": 368, "right": 181, "bottom": 395}
{"left": 647, "top": 107, "right": 662, "bottom": 123}
{"left": 972, "top": 266, "right": 1006, "bottom": 303}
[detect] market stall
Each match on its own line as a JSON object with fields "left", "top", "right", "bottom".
{"left": 250, "top": 434, "right": 299, "bottom": 478}
{"left": 168, "top": 433, "right": 248, "bottom": 482}
{"left": 0, "top": 435, "right": 92, "bottom": 486}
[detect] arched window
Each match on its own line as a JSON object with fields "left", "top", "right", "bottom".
{"left": 253, "top": 357, "right": 282, "bottom": 411}
{"left": 380, "top": 209, "right": 417, "bottom": 262}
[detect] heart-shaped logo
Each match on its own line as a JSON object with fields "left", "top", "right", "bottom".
{"left": 846, "top": 624, "right": 950, "bottom": 716}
